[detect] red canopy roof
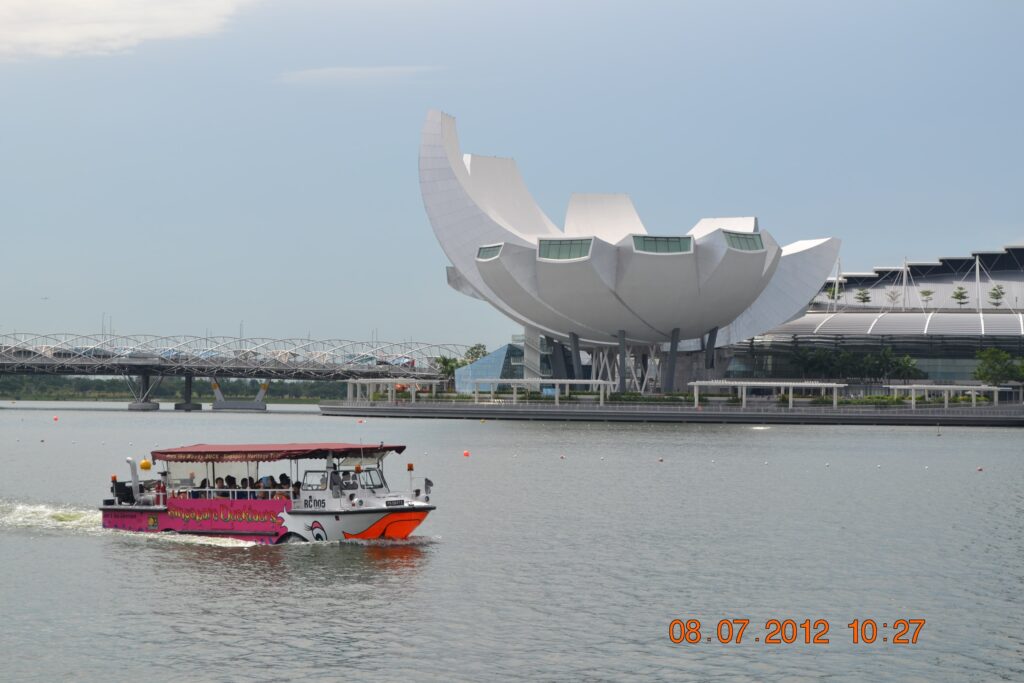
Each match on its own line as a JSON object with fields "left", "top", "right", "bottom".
{"left": 152, "top": 442, "right": 406, "bottom": 463}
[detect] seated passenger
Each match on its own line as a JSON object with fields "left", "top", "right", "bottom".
{"left": 279, "top": 473, "right": 291, "bottom": 487}
{"left": 214, "top": 477, "right": 229, "bottom": 498}
{"left": 192, "top": 478, "right": 210, "bottom": 499}
{"left": 292, "top": 482, "right": 301, "bottom": 499}
{"left": 341, "top": 472, "right": 358, "bottom": 490}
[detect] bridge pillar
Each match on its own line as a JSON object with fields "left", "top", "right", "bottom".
{"left": 174, "top": 374, "right": 203, "bottom": 411}
{"left": 128, "top": 373, "right": 160, "bottom": 411}
{"left": 211, "top": 379, "right": 269, "bottom": 411}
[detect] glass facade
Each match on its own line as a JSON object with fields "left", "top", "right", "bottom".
{"left": 632, "top": 236, "right": 692, "bottom": 253}
{"left": 454, "top": 344, "right": 524, "bottom": 393}
{"left": 538, "top": 239, "right": 592, "bottom": 260}
{"left": 476, "top": 244, "right": 502, "bottom": 260}
{"left": 724, "top": 232, "right": 764, "bottom": 251}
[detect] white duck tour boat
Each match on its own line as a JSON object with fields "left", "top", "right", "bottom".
{"left": 100, "top": 442, "right": 435, "bottom": 543}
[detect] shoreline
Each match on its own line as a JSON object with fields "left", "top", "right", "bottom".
{"left": 319, "top": 400, "right": 1024, "bottom": 427}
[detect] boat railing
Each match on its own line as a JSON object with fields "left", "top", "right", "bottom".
{"left": 171, "top": 486, "right": 295, "bottom": 501}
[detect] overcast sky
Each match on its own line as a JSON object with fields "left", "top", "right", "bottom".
{"left": 1, "top": 1, "right": 1022, "bottom": 350}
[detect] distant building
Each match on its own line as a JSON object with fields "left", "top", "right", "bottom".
{"left": 738, "top": 245, "right": 1024, "bottom": 382}
{"left": 454, "top": 344, "right": 523, "bottom": 393}
{"left": 420, "top": 110, "right": 839, "bottom": 393}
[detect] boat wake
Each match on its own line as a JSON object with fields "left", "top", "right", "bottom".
{"left": 339, "top": 535, "right": 441, "bottom": 547}
{"left": 0, "top": 499, "right": 253, "bottom": 547}
{"left": 0, "top": 499, "right": 104, "bottom": 535}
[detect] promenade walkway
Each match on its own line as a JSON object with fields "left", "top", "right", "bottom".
{"left": 320, "top": 399, "right": 1024, "bottom": 427}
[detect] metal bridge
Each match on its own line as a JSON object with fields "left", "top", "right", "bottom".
{"left": 0, "top": 333, "right": 468, "bottom": 410}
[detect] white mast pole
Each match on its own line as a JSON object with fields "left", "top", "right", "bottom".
{"left": 975, "top": 255, "right": 981, "bottom": 312}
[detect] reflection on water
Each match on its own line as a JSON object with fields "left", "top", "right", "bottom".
{"left": 145, "top": 536, "right": 434, "bottom": 590}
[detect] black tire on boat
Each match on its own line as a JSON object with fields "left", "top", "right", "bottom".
{"left": 276, "top": 533, "right": 305, "bottom": 544}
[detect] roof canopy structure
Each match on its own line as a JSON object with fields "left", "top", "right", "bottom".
{"left": 152, "top": 443, "right": 407, "bottom": 463}
{"left": 419, "top": 110, "right": 840, "bottom": 348}
{"left": 833, "top": 244, "right": 1024, "bottom": 287}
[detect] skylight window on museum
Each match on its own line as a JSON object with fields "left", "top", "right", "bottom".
{"left": 538, "top": 239, "right": 592, "bottom": 260}
{"left": 724, "top": 232, "right": 764, "bottom": 251}
{"left": 477, "top": 245, "right": 503, "bottom": 260}
{"left": 633, "top": 236, "right": 692, "bottom": 253}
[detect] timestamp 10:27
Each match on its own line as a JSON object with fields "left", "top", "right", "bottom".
{"left": 668, "top": 618, "right": 925, "bottom": 645}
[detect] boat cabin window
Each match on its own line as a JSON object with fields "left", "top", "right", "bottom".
{"left": 302, "top": 470, "right": 328, "bottom": 491}
{"left": 359, "top": 469, "right": 386, "bottom": 490}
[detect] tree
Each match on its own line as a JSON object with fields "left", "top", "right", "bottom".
{"left": 825, "top": 282, "right": 844, "bottom": 301}
{"left": 989, "top": 284, "right": 1006, "bottom": 308}
{"left": 435, "top": 356, "right": 466, "bottom": 379}
{"left": 885, "top": 290, "right": 901, "bottom": 308}
{"left": 919, "top": 289, "right": 934, "bottom": 309}
{"left": 891, "top": 354, "right": 924, "bottom": 381}
{"left": 973, "top": 348, "right": 1019, "bottom": 385}
{"left": 854, "top": 288, "right": 871, "bottom": 305}
{"left": 464, "top": 343, "right": 488, "bottom": 363}
{"left": 951, "top": 286, "right": 969, "bottom": 308}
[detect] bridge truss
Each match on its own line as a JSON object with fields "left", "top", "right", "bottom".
{"left": 0, "top": 333, "right": 468, "bottom": 381}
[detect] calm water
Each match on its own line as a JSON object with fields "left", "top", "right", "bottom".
{"left": 1, "top": 401, "right": 1022, "bottom": 682}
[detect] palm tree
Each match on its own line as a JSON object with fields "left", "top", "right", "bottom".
{"left": 919, "top": 289, "right": 934, "bottom": 309}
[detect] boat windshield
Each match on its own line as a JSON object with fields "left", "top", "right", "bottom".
{"left": 359, "top": 469, "right": 386, "bottom": 490}
{"left": 302, "top": 471, "right": 328, "bottom": 491}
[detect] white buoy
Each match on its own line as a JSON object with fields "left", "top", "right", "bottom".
{"left": 764, "top": 461, "right": 768, "bottom": 465}
{"left": 825, "top": 462, "right": 830, "bottom": 467}
{"left": 710, "top": 459, "right": 715, "bottom": 463}
{"left": 658, "top": 457, "right": 664, "bottom": 463}
{"left": 600, "top": 456, "right": 605, "bottom": 460}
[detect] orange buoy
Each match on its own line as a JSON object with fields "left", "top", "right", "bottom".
{"left": 463, "top": 450, "right": 470, "bottom": 457}
{"left": 52, "top": 416, "right": 59, "bottom": 422}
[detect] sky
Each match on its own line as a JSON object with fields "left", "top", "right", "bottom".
{"left": 1, "top": 0, "right": 1022, "bottom": 350}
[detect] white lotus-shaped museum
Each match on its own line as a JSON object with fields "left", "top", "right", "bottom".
{"left": 419, "top": 110, "right": 840, "bottom": 356}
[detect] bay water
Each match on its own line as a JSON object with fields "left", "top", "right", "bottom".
{"left": 1, "top": 402, "right": 1021, "bottom": 681}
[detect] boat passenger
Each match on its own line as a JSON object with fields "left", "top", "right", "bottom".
{"left": 279, "top": 473, "right": 290, "bottom": 487}
{"left": 193, "top": 478, "right": 210, "bottom": 499}
{"left": 214, "top": 477, "right": 229, "bottom": 498}
{"left": 238, "top": 477, "right": 252, "bottom": 499}
{"left": 292, "top": 482, "right": 300, "bottom": 499}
